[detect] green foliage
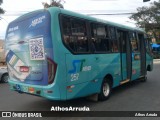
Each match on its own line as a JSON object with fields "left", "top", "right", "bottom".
{"left": 130, "top": 0, "right": 160, "bottom": 42}
{"left": 42, "top": 0, "right": 65, "bottom": 9}
{"left": 0, "top": 0, "right": 5, "bottom": 14}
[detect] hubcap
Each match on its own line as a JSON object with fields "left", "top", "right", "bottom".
{"left": 103, "top": 83, "right": 110, "bottom": 97}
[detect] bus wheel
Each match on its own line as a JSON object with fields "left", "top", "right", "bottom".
{"left": 98, "top": 79, "right": 112, "bottom": 101}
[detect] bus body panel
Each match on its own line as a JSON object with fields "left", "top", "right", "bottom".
{"left": 48, "top": 8, "right": 68, "bottom": 100}
{"left": 5, "top": 10, "right": 53, "bottom": 85}
{"left": 66, "top": 53, "right": 121, "bottom": 99}
{"left": 131, "top": 52, "right": 141, "bottom": 80}
{"left": 121, "top": 54, "right": 127, "bottom": 80}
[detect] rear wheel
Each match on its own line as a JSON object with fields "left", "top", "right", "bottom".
{"left": 1, "top": 73, "right": 9, "bottom": 83}
{"left": 98, "top": 78, "right": 112, "bottom": 101}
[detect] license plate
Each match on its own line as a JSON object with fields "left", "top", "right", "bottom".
{"left": 15, "top": 85, "right": 28, "bottom": 93}
{"left": 20, "top": 66, "right": 29, "bottom": 72}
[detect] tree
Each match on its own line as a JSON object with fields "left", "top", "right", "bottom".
{"left": 0, "top": 0, "right": 5, "bottom": 14}
{"left": 130, "top": 0, "right": 160, "bottom": 42}
{"left": 42, "top": 0, "right": 65, "bottom": 9}
{"left": 143, "top": 0, "right": 150, "bottom": 2}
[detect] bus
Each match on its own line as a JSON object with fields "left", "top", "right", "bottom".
{"left": 5, "top": 7, "right": 153, "bottom": 101}
{"left": 152, "top": 43, "right": 160, "bottom": 59}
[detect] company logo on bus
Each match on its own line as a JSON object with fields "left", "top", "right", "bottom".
{"left": 68, "top": 59, "right": 91, "bottom": 74}
{"left": 29, "top": 15, "right": 46, "bottom": 27}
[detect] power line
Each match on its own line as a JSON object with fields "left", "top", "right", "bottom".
{"left": 0, "top": 16, "right": 8, "bottom": 23}
{"left": 87, "top": 13, "right": 135, "bottom": 15}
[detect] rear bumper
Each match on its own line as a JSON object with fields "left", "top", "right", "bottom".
{"left": 9, "top": 80, "right": 62, "bottom": 100}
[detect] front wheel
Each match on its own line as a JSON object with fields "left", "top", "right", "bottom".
{"left": 98, "top": 79, "right": 112, "bottom": 101}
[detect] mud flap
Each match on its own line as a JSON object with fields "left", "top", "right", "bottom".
{"left": 86, "top": 93, "right": 98, "bottom": 102}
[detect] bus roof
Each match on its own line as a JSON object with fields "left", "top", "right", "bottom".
{"left": 11, "top": 7, "right": 144, "bottom": 33}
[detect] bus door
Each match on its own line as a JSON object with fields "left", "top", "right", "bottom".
{"left": 118, "top": 30, "right": 132, "bottom": 83}
{"left": 138, "top": 33, "right": 146, "bottom": 76}
{"left": 130, "top": 32, "right": 141, "bottom": 80}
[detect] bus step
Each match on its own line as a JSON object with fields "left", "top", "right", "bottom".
{"left": 120, "top": 79, "right": 130, "bottom": 85}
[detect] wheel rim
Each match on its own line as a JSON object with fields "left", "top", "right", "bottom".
{"left": 103, "top": 83, "right": 110, "bottom": 97}
{"left": 3, "top": 75, "right": 8, "bottom": 82}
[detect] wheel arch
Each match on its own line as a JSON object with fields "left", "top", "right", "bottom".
{"left": 147, "top": 64, "right": 151, "bottom": 71}
{"left": 1, "top": 72, "right": 8, "bottom": 80}
{"left": 104, "top": 74, "right": 113, "bottom": 88}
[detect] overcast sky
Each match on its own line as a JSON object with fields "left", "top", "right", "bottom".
{"left": 0, "top": 0, "right": 158, "bottom": 39}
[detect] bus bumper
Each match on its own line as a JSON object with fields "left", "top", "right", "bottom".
{"left": 8, "top": 80, "right": 63, "bottom": 100}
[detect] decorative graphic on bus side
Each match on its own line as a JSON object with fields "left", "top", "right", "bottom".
{"left": 68, "top": 59, "right": 91, "bottom": 74}
{"left": 6, "top": 50, "right": 30, "bottom": 81}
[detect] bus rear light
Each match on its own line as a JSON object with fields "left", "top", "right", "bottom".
{"left": 68, "top": 89, "right": 72, "bottom": 92}
{"left": 47, "top": 58, "right": 57, "bottom": 84}
{"left": 67, "top": 85, "right": 75, "bottom": 89}
{"left": 67, "top": 85, "right": 75, "bottom": 92}
{"left": 28, "top": 87, "right": 34, "bottom": 93}
{"left": 36, "top": 90, "right": 41, "bottom": 95}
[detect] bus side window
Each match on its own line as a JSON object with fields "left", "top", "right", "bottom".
{"left": 91, "top": 23, "right": 110, "bottom": 53}
{"left": 71, "top": 19, "right": 89, "bottom": 53}
{"left": 109, "top": 27, "right": 119, "bottom": 52}
{"left": 62, "top": 16, "right": 76, "bottom": 52}
{"left": 130, "top": 32, "right": 139, "bottom": 52}
{"left": 117, "top": 30, "right": 126, "bottom": 53}
{"left": 61, "top": 16, "right": 89, "bottom": 53}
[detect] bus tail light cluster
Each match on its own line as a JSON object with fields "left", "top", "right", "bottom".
{"left": 28, "top": 87, "right": 34, "bottom": 93}
{"left": 47, "top": 58, "right": 57, "bottom": 84}
{"left": 67, "top": 85, "right": 75, "bottom": 92}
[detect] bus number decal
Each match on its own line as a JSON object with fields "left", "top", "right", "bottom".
{"left": 71, "top": 73, "right": 79, "bottom": 81}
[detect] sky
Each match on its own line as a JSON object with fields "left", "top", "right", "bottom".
{"left": 0, "top": 0, "right": 159, "bottom": 39}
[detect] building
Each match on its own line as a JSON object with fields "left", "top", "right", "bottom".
{"left": 0, "top": 40, "right": 5, "bottom": 64}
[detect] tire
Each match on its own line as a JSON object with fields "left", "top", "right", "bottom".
{"left": 98, "top": 78, "right": 112, "bottom": 101}
{"left": 1, "top": 73, "right": 9, "bottom": 83}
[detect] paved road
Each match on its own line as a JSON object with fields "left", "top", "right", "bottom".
{"left": 0, "top": 59, "right": 160, "bottom": 119}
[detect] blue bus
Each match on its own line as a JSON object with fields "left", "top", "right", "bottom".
{"left": 152, "top": 43, "right": 160, "bottom": 59}
{"left": 5, "top": 7, "right": 153, "bottom": 101}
